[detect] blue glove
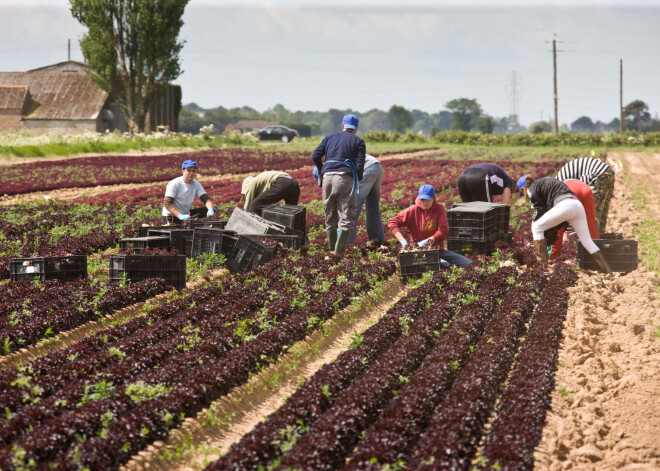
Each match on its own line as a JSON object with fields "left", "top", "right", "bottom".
{"left": 400, "top": 240, "right": 408, "bottom": 248}
{"left": 177, "top": 214, "right": 190, "bottom": 221}
{"left": 418, "top": 240, "right": 428, "bottom": 247}
{"left": 207, "top": 208, "right": 215, "bottom": 217}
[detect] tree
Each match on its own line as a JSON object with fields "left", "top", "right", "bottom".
{"left": 388, "top": 105, "right": 413, "bottom": 133}
{"left": 528, "top": 121, "right": 553, "bottom": 134}
{"left": 571, "top": 116, "right": 595, "bottom": 134}
{"left": 70, "top": 0, "right": 189, "bottom": 134}
{"left": 476, "top": 116, "right": 494, "bottom": 134}
{"left": 622, "top": 100, "right": 651, "bottom": 132}
{"left": 445, "top": 98, "right": 482, "bottom": 131}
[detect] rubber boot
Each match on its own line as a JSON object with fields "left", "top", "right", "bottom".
{"left": 334, "top": 229, "right": 350, "bottom": 258}
{"left": 533, "top": 239, "right": 548, "bottom": 264}
{"left": 590, "top": 250, "right": 612, "bottom": 274}
{"left": 326, "top": 228, "right": 338, "bottom": 252}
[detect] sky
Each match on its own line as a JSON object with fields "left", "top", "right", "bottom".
{"left": 2, "top": 0, "right": 660, "bottom": 127}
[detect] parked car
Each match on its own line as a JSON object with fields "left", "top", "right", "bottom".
{"left": 255, "top": 125, "right": 298, "bottom": 143}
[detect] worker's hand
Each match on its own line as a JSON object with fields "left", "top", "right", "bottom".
{"left": 417, "top": 240, "right": 428, "bottom": 247}
{"left": 400, "top": 240, "right": 408, "bottom": 248}
{"left": 207, "top": 208, "right": 215, "bottom": 217}
{"left": 177, "top": 214, "right": 190, "bottom": 221}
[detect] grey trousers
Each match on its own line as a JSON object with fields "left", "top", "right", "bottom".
{"left": 322, "top": 173, "right": 357, "bottom": 231}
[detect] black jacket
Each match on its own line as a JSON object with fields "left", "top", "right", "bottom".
{"left": 527, "top": 177, "right": 575, "bottom": 221}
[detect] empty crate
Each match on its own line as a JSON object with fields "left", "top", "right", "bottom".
{"left": 227, "top": 235, "right": 277, "bottom": 274}
{"left": 109, "top": 254, "right": 187, "bottom": 290}
{"left": 10, "top": 256, "right": 88, "bottom": 282}
{"left": 187, "top": 219, "right": 227, "bottom": 230}
{"left": 447, "top": 204, "right": 497, "bottom": 240}
{"left": 398, "top": 249, "right": 441, "bottom": 282}
{"left": 192, "top": 228, "right": 235, "bottom": 257}
{"left": 453, "top": 201, "right": 510, "bottom": 237}
{"left": 226, "top": 207, "right": 288, "bottom": 235}
{"left": 261, "top": 204, "right": 307, "bottom": 233}
{"left": 577, "top": 239, "right": 638, "bottom": 272}
{"left": 119, "top": 236, "right": 170, "bottom": 253}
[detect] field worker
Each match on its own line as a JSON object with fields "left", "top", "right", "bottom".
{"left": 348, "top": 154, "right": 385, "bottom": 245}
{"left": 549, "top": 179, "right": 599, "bottom": 261}
{"left": 241, "top": 170, "right": 300, "bottom": 216}
{"left": 388, "top": 184, "right": 472, "bottom": 268}
{"left": 312, "top": 113, "right": 366, "bottom": 257}
{"left": 556, "top": 156, "right": 615, "bottom": 232}
{"left": 457, "top": 163, "right": 515, "bottom": 204}
{"left": 517, "top": 175, "right": 611, "bottom": 273}
{"left": 162, "top": 159, "right": 215, "bottom": 224}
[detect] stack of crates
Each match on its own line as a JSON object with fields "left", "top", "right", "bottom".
{"left": 109, "top": 254, "right": 187, "bottom": 290}
{"left": 447, "top": 202, "right": 509, "bottom": 255}
{"left": 577, "top": 238, "right": 638, "bottom": 273}
{"left": 225, "top": 207, "right": 288, "bottom": 236}
{"left": 119, "top": 236, "right": 170, "bottom": 253}
{"left": 10, "top": 256, "right": 88, "bottom": 282}
{"left": 227, "top": 236, "right": 277, "bottom": 274}
{"left": 261, "top": 204, "right": 307, "bottom": 244}
{"left": 398, "top": 250, "right": 441, "bottom": 283}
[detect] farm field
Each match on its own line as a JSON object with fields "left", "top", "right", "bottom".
{"left": 0, "top": 144, "right": 658, "bottom": 471}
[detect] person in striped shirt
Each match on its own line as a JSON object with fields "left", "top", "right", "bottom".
{"left": 556, "top": 157, "right": 614, "bottom": 232}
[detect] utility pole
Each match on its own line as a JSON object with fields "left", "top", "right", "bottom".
{"left": 68, "top": 39, "right": 71, "bottom": 61}
{"left": 620, "top": 59, "right": 624, "bottom": 134}
{"left": 553, "top": 38, "right": 559, "bottom": 135}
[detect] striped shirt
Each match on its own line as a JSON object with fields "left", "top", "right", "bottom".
{"left": 556, "top": 157, "right": 611, "bottom": 184}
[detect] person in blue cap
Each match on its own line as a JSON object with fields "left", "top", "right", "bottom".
{"left": 162, "top": 159, "right": 215, "bottom": 224}
{"left": 388, "top": 184, "right": 472, "bottom": 268}
{"left": 312, "top": 113, "right": 366, "bottom": 257}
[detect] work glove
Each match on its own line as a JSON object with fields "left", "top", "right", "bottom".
{"left": 400, "top": 240, "right": 408, "bottom": 248}
{"left": 177, "top": 214, "right": 190, "bottom": 221}
{"left": 417, "top": 240, "right": 428, "bottom": 247}
{"left": 207, "top": 208, "right": 215, "bottom": 217}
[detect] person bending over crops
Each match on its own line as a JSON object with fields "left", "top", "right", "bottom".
{"left": 312, "top": 114, "right": 366, "bottom": 257}
{"left": 517, "top": 174, "right": 611, "bottom": 273}
{"left": 241, "top": 171, "right": 300, "bottom": 216}
{"left": 162, "top": 159, "right": 215, "bottom": 224}
{"left": 548, "top": 179, "right": 599, "bottom": 261}
{"left": 457, "top": 162, "right": 515, "bottom": 204}
{"left": 556, "top": 156, "right": 615, "bottom": 232}
{"left": 388, "top": 184, "right": 472, "bottom": 268}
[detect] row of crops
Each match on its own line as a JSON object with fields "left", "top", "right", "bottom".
{"left": 0, "top": 148, "right": 579, "bottom": 470}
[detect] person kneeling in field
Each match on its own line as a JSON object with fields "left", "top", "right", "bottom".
{"left": 241, "top": 170, "right": 301, "bottom": 216}
{"left": 517, "top": 174, "right": 611, "bottom": 273}
{"left": 388, "top": 184, "right": 472, "bottom": 268}
{"left": 162, "top": 159, "right": 215, "bottom": 224}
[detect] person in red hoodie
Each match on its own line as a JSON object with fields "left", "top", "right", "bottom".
{"left": 549, "top": 179, "right": 599, "bottom": 261}
{"left": 388, "top": 184, "right": 472, "bottom": 268}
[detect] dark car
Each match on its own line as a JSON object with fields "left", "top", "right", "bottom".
{"left": 255, "top": 125, "right": 298, "bottom": 143}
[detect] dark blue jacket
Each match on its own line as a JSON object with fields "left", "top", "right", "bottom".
{"left": 312, "top": 130, "right": 366, "bottom": 181}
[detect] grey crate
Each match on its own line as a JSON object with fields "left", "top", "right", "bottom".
{"left": 226, "top": 207, "right": 288, "bottom": 235}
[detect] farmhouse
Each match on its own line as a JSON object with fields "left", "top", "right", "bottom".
{"left": 0, "top": 60, "right": 179, "bottom": 135}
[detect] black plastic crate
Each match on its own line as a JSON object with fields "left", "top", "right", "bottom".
{"left": 192, "top": 228, "right": 235, "bottom": 257}
{"left": 599, "top": 232, "right": 623, "bottom": 240}
{"left": 454, "top": 202, "right": 510, "bottom": 236}
{"left": 447, "top": 237, "right": 497, "bottom": 255}
{"left": 148, "top": 229, "right": 194, "bottom": 257}
{"left": 227, "top": 236, "right": 277, "bottom": 274}
{"left": 226, "top": 207, "right": 288, "bottom": 235}
{"left": 246, "top": 233, "right": 303, "bottom": 250}
{"left": 577, "top": 239, "right": 638, "bottom": 273}
{"left": 138, "top": 225, "right": 175, "bottom": 237}
{"left": 217, "top": 234, "right": 239, "bottom": 257}
{"left": 109, "top": 254, "right": 187, "bottom": 290}
{"left": 187, "top": 219, "right": 227, "bottom": 230}
{"left": 398, "top": 249, "right": 441, "bottom": 282}
{"left": 447, "top": 204, "right": 497, "bottom": 240}
{"left": 10, "top": 256, "right": 88, "bottom": 282}
{"left": 119, "top": 236, "right": 171, "bottom": 253}
{"left": 261, "top": 204, "right": 307, "bottom": 233}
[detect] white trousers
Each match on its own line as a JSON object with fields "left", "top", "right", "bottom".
{"left": 532, "top": 198, "right": 600, "bottom": 254}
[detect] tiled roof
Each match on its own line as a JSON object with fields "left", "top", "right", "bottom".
{"left": 0, "top": 85, "right": 28, "bottom": 111}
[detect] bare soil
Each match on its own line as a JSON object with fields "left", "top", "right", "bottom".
{"left": 535, "top": 151, "right": 660, "bottom": 470}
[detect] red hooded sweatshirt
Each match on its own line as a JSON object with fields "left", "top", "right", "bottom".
{"left": 388, "top": 199, "right": 450, "bottom": 249}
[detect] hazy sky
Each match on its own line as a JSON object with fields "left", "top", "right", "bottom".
{"left": 2, "top": 0, "right": 660, "bottom": 127}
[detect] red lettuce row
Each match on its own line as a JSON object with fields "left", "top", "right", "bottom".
{"left": 404, "top": 268, "right": 545, "bottom": 470}
{"left": 207, "top": 267, "right": 462, "bottom": 471}
{"left": 0, "top": 278, "right": 169, "bottom": 356}
{"left": 477, "top": 262, "right": 577, "bottom": 470}
{"left": 342, "top": 266, "right": 541, "bottom": 470}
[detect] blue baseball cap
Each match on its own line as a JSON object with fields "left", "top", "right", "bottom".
{"left": 517, "top": 175, "right": 530, "bottom": 196}
{"left": 182, "top": 159, "right": 198, "bottom": 170}
{"left": 418, "top": 184, "right": 436, "bottom": 200}
{"left": 342, "top": 114, "right": 359, "bottom": 130}
{"left": 313, "top": 166, "right": 321, "bottom": 185}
